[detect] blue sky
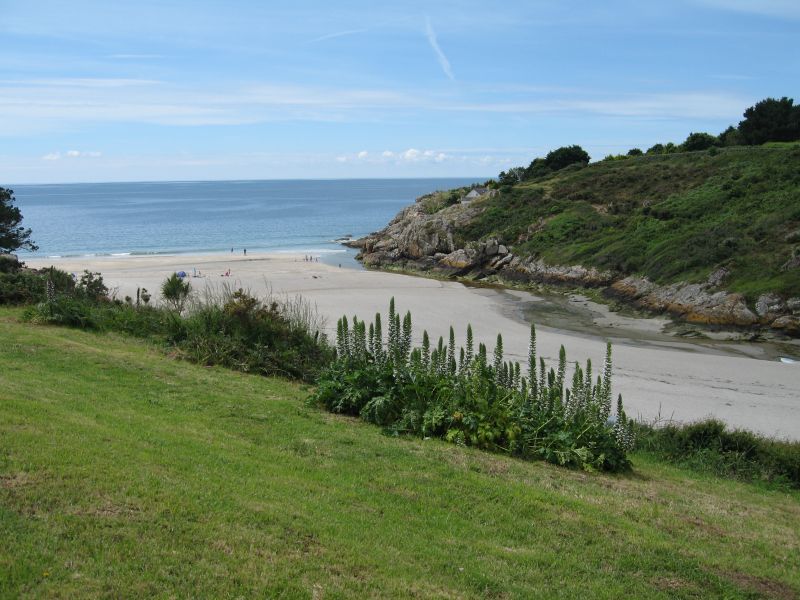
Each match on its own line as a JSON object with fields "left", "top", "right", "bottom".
{"left": 1, "top": 0, "right": 798, "bottom": 183}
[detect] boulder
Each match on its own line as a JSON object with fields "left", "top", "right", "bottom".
{"left": 706, "top": 267, "right": 729, "bottom": 288}
{"left": 771, "top": 315, "right": 800, "bottom": 336}
{"left": 439, "top": 248, "right": 479, "bottom": 270}
{"left": 755, "top": 293, "right": 786, "bottom": 319}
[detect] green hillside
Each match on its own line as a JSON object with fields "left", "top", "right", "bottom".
{"left": 459, "top": 145, "right": 800, "bottom": 299}
{"left": 2, "top": 307, "right": 799, "bottom": 598}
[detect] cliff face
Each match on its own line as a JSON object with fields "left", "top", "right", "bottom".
{"left": 351, "top": 198, "right": 800, "bottom": 335}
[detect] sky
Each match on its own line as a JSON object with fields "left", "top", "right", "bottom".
{"left": 1, "top": 0, "right": 798, "bottom": 184}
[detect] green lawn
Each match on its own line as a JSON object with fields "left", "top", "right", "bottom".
{"left": 1, "top": 307, "right": 798, "bottom": 598}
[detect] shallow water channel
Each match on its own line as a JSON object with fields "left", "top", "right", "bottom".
{"left": 467, "top": 284, "right": 800, "bottom": 363}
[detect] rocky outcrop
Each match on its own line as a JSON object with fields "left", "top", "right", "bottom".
{"left": 609, "top": 276, "right": 758, "bottom": 326}
{"left": 505, "top": 257, "right": 614, "bottom": 287}
{"left": 356, "top": 202, "right": 481, "bottom": 269}
{"left": 352, "top": 200, "right": 800, "bottom": 336}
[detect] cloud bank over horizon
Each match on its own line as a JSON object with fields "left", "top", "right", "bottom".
{"left": 0, "top": 0, "right": 797, "bottom": 183}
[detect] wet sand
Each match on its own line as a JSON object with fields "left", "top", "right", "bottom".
{"left": 25, "top": 253, "right": 800, "bottom": 440}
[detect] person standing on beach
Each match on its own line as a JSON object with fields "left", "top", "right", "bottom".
{"left": 244, "top": 248, "right": 247, "bottom": 256}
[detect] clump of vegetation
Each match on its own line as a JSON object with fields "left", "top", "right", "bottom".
{"left": 161, "top": 272, "right": 191, "bottom": 312}
{"left": 634, "top": 419, "right": 800, "bottom": 489}
{"left": 312, "top": 298, "right": 634, "bottom": 472}
{"left": 166, "top": 286, "right": 333, "bottom": 381}
{"left": 418, "top": 189, "right": 466, "bottom": 214}
{"left": 20, "top": 270, "right": 331, "bottom": 382}
{"left": 499, "top": 144, "right": 590, "bottom": 185}
{"left": 0, "top": 187, "right": 37, "bottom": 254}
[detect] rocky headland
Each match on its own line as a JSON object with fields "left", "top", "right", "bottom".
{"left": 347, "top": 195, "right": 800, "bottom": 337}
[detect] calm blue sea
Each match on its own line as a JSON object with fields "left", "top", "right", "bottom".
{"left": 13, "top": 179, "right": 478, "bottom": 266}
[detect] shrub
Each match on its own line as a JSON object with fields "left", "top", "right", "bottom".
{"left": 634, "top": 419, "right": 800, "bottom": 488}
{"left": 0, "top": 254, "right": 21, "bottom": 274}
{"left": 312, "top": 299, "right": 634, "bottom": 472}
{"left": 544, "top": 145, "right": 590, "bottom": 171}
{"left": 168, "top": 287, "right": 332, "bottom": 382}
{"left": 25, "top": 295, "right": 99, "bottom": 329}
{"left": 75, "top": 270, "right": 109, "bottom": 301}
{"left": 0, "top": 266, "right": 75, "bottom": 305}
{"left": 681, "top": 132, "right": 720, "bottom": 152}
{"left": 161, "top": 273, "right": 192, "bottom": 312}
{"left": 21, "top": 277, "right": 332, "bottom": 382}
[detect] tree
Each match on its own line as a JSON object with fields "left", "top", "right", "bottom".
{"left": 523, "top": 157, "right": 550, "bottom": 180}
{"left": 681, "top": 132, "right": 720, "bottom": 152}
{"left": 0, "top": 187, "right": 37, "bottom": 253}
{"left": 626, "top": 148, "right": 643, "bottom": 156}
{"left": 645, "top": 143, "right": 665, "bottom": 155}
{"left": 718, "top": 125, "right": 744, "bottom": 147}
{"left": 543, "top": 145, "right": 590, "bottom": 171}
{"left": 161, "top": 273, "right": 192, "bottom": 312}
{"left": 738, "top": 97, "right": 800, "bottom": 145}
{"left": 498, "top": 166, "right": 526, "bottom": 185}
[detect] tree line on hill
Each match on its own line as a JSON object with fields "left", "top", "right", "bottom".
{"left": 497, "top": 96, "right": 800, "bottom": 185}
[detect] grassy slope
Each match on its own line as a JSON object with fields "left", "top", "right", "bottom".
{"left": 459, "top": 146, "right": 800, "bottom": 300}
{"left": 1, "top": 308, "right": 798, "bottom": 599}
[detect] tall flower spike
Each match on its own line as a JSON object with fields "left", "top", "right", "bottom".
{"left": 374, "top": 313, "right": 383, "bottom": 363}
{"left": 556, "top": 345, "right": 566, "bottom": 396}
{"left": 528, "top": 323, "right": 537, "bottom": 384}
{"left": 448, "top": 326, "right": 456, "bottom": 375}
{"left": 493, "top": 333, "right": 504, "bottom": 384}
{"left": 466, "top": 324, "right": 474, "bottom": 365}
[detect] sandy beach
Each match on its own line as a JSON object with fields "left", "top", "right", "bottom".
{"left": 25, "top": 252, "right": 800, "bottom": 440}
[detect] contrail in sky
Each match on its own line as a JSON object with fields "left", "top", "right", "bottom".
{"left": 425, "top": 17, "right": 454, "bottom": 80}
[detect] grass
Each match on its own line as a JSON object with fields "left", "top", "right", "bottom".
{"left": 1, "top": 307, "right": 799, "bottom": 598}
{"left": 458, "top": 146, "right": 800, "bottom": 300}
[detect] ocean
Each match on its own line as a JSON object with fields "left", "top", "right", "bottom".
{"left": 12, "top": 178, "right": 479, "bottom": 266}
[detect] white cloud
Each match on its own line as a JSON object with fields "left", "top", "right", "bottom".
{"left": 424, "top": 17, "right": 455, "bottom": 81}
{"left": 333, "top": 148, "right": 454, "bottom": 165}
{"left": 41, "top": 150, "right": 102, "bottom": 161}
{"left": 0, "top": 75, "right": 751, "bottom": 138}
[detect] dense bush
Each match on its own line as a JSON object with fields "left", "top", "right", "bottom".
{"left": 739, "top": 96, "right": 800, "bottom": 145}
{"left": 166, "top": 288, "right": 332, "bottom": 381}
{"left": 161, "top": 272, "right": 191, "bottom": 312}
{"left": 681, "top": 132, "right": 719, "bottom": 152}
{"left": 635, "top": 419, "right": 800, "bottom": 488}
{"left": 312, "top": 299, "right": 634, "bottom": 472}
{"left": 22, "top": 273, "right": 332, "bottom": 382}
{"left": 0, "top": 266, "right": 75, "bottom": 305}
{"left": 0, "top": 254, "right": 21, "bottom": 274}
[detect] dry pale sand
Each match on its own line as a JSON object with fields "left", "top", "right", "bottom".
{"left": 26, "top": 253, "right": 800, "bottom": 440}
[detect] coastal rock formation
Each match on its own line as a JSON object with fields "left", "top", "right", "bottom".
{"left": 609, "top": 277, "right": 758, "bottom": 326}
{"left": 352, "top": 197, "right": 800, "bottom": 336}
